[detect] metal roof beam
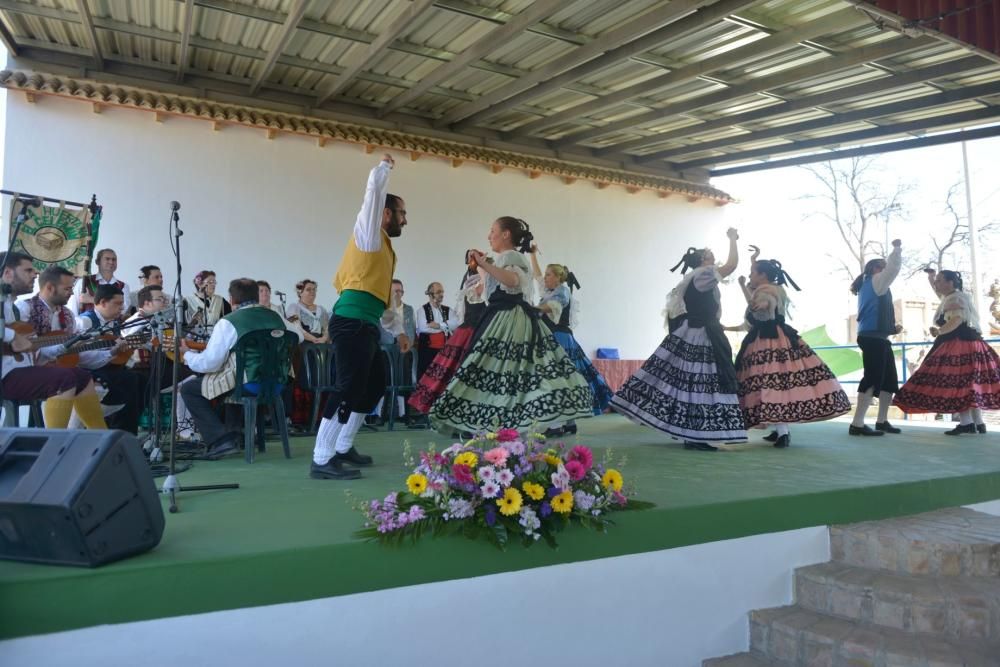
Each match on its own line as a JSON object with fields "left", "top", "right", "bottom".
{"left": 557, "top": 34, "right": 937, "bottom": 149}
{"left": 436, "top": 0, "right": 718, "bottom": 128}
{"left": 628, "top": 55, "right": 986, "bottom": 161}
{"left": 639, "top": 80, "right": 1000, "bottom": 162}
{"left": 73, "top": 0, "right": 102, "bottom": 68}
{"left": 248, "top": 0, "right": 307, "bottom": 95}
{"left": 0, "top": 0, "right": 554, "bottom": 88}
{"left": 464, "top": 0, "right": 762, "bottom": 131}
{"left": 315, "top": 0, "right": 438, "bottom": 107}
{"left": 709, "top": 124, "right": 1000, "bottom": 176}
{"left": 176, "top": 0, "right": 195, "bottom": 83}
{"left": 432, "top": 0, "right": 585, "bottom": 45}
{"left": 377, "top": 0, "right": 564, "bottom": 118}
{"left": 510, "top": 7, "right": 858, "bottom": 138}
{"left": 0, "top": 16, "right": 19, "bottom": 57}
{"left": 678, "top": 105, "right": 1000, "bottom": 169}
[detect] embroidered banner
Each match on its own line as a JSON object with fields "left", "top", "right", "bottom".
{"left": 7, "top": 198, "right": 99, "bottom": 276}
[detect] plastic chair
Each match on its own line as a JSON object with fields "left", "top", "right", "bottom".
{"left": 301, "top": 342, "right": 335, "bottom": 435}
{"left": 380, "top": 343, "right": 424, "bottom": 432}
{"left": 1, "top": 399, "right": 43, "bottom": 427}
{"left": 227, "top": 329, "right": 298, "bottom": 463}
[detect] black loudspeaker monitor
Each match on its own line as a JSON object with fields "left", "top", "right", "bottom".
{"left": 0, "top": 429, "right": 165, "bottom": 567}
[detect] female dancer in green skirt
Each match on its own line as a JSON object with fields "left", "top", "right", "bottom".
{"left": 430, "top": 217, "right": 594, "bottom": 433}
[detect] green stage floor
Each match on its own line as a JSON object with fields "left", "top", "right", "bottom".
{"left": 3, "top": 415, "right": 1000, "bottom": 639}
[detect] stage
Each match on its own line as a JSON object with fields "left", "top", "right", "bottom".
{"left": 2, "top": 415, "right": 1000, "bottom": 642}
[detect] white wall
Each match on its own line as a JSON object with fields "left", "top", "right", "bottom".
{"left": 2, "top": 93, "right": 728, "bottom": 358}
{"left": 0, "top": 526, "right": 831, "bottom": 667}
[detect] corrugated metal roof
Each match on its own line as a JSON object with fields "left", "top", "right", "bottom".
{"left": 0, "top": 0, "right": 997, "bottom": 180}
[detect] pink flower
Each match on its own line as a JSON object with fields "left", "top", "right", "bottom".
{"left": 484, "top": 447, "right": 509, "bottom": 467}
{"left": 567, "top": 446, "right": 594, "bottom": 470}
{"left": 452, "top": 464, "right": 474, "bottom": 485}
{"left": 564, "top": 460, "right": 586, "bottom": 481}
{"left": 496, "top": 428, "right": 520, "bottom": 442}
{"left": 612, "top": 491, "right": 627, "bottom": 506}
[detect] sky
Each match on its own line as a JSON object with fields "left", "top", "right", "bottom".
{"left": 713, "top": 135, "right": 1000, "bottom": 340}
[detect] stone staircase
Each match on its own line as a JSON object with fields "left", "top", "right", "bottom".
{"left": 703, "top": 508, "right": 1000, "bottom": 666}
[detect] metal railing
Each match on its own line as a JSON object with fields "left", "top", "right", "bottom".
{"left": 809, "top": 336, "right": 1000, "bottom": 419}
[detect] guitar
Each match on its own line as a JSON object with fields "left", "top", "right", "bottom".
{"left": 159, "top": 333, "right": 207, "bottom": 363}
{"left": 3, "top": 321, "right": 84, "bottom": 360}
{"left": 52, "top": 330, "right": 152, "bottom": 368}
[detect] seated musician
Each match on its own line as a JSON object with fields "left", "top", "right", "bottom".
{"left": 123, "top": 284, "right": 179, "bottom": 387}
{"left": 186, "top": 270, "right": 231, "bottom": 331}
{"left": 1, "top": 255, "right": 106, "bottom": 429}
{"left": 128, "top": 265, "right": 165, "bottom": 313}
{"left": 175, "top": 278, "right": 292, "bottom": 459}
{"left": 69, "top": 283, "right": 147, "bottom": 434}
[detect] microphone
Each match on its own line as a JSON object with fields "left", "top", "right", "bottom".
{"left": 170, "top": 201, "right": 181, "bottom": 211}
{"left": 61, "top": 329, "right": 93, "bottom": 350}
{"left": 274, "top": 291, "right": 286, "bottom": 297}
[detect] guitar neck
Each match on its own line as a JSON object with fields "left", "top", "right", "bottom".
{"left": 67, "top": 332, "right": 150, "bottom": 354}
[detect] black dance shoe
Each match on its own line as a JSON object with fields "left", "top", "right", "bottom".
{"left": 773, "top": 434, "right": 790, "bottom": 449}
{"left": 977, "top": 423, "right": 988, "bottom": 434}
{"left": 683, "top": 441, "right": 718, "bottom": 451}
{"left": 333, "top": 446, "right": 374, "bottom": 466}
{"left": 945, "top": 424, "right": 976, "bottom": 436}
{"left": 563, "top": 423, "right": 578, "bottom": 436}
{"left": 875, "top": 421, "right": 902, "bottom": 434}
{"left": 309, "top": 459, "right": 362, "bottom": 480}
{"left": 848, "top": 425, "right": 883, "bottom": 437}
{"left": 763, "top": 431, "right": 779, "bottom": 442}
{"left": 205, "top": 432, "right": 240, "bottom": 459}
{"left": 543, "top": 427, "right": 565, "bottom": 438}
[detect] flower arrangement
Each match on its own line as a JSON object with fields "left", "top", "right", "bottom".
{"left": 353, "top": 429, "right": 651, "bottom": 549}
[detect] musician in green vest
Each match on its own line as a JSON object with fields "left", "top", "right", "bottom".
{"left": 311, "top": 154, "right": 411, "bottom": 481}
{"left": 178, "top": 278, "right": 297, "bottom": 459}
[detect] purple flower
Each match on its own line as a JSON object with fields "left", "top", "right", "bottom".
{"left": 504, "top": 440, "right": 526, "bottom": 456}
{"left": 573, "top": 490, "right": 596, "bottom": 511}
{"left": 547, "top": 486, "right": 560, "bottom": 498}
{"left": 484, "top": 504, "right": 497, "bottom": 526}
{"left": 481, "top": 480, "right": 501, "bottom": 499}
{"left": 408, "top": 505, "right": 426, "bottom": 521}
{"left": 496, "top": 468, "right": 515, "bottom": 488}
{"left": 539, "top": 501, "right": 553, "bottom": 518}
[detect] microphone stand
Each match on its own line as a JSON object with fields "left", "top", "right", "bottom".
{"left": 0, "top": 197, "right": 36, "bottom": 412}
{"left": 162, "top": 202, "right": 237, "bottom": 514}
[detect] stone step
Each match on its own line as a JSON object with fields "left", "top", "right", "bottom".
{"left": 795, "top": 561, "right": 1000, "bottom": 640}
{"left": 702, "top": 653, "right": 770, "bottom": 667}
{"left": 830, "top": 508, "right": 1000, "bottom": 577}
{"left": 749, "top": 605, "right": 1000, "bottom": 666}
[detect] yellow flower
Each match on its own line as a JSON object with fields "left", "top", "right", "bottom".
{"left": 497, "top": 488, "right": 523, "bottom": 516}
{"left": 522, "top": 481, "right": 545, "bottom": 501}
{"left": 544, "top": 454, "right": 562, "bottom": 467}
{"left": 406, "top": 473, "right": 428, "bottom": 495}
{"left": 551, "top": 491, "right": 574, "bottom": 514}
{"left": 485, "top": 433, "right": 498, "bottom": 440}
{"left": 454, "top": 452, "right": 478, "bottom": 468}
{"left": 602, "top": 469, "right": 623, "bottom": 492}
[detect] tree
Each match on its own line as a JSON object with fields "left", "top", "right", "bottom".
{"left": 799, "top": 157, "right": 912, "bottom": 281}
{"left": 919, "top": 181, "right": 999, "bottom": 274}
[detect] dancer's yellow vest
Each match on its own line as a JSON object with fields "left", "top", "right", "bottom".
{"left": 332, "top": 232, "right": 396, "bottom": 323}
